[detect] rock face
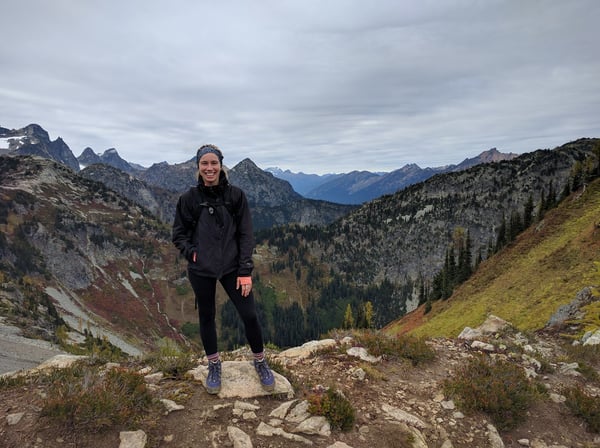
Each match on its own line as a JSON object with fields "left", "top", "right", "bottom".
{"left": 0, "top": 156, "right": 185, "bottom": 355}
{"left": 79, "top": 163, "right": 178, "bottom": 223}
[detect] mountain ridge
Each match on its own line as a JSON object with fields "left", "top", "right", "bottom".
{"left": 298, "top": 147, "right": 520, "bottom": 204}
{"left": 3, "top": 123, "right": 519, "bottom": 206}
{"left": 1, "top": 124, "right": 354, "bottom": 229}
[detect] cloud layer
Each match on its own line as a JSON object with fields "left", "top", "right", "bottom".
{"left": 2, "top": 0, "right": 599, "bottom": 173}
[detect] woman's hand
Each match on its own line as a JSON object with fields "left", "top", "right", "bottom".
{"left": 236, "top": 276, "right": 252, "bottom": 297}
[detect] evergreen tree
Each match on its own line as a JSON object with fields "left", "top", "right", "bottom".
{"left": 305, "top": 299, "right": 324, "bottom": 340}
{"left": 538, "top": 189, "right": 547, "bottom": 220}
{"left": 570, "top": 161, "right": 583, "bottom": 191}
{"left": 523, "top": 195, "right": 534, "bottom": 228}
{"left": 417, "top": 273, "right": 427, "bottom": 305}
{"left": 457, "top": 230, "right": 473, "bottom": 283}
{"left": 220, "top": 301, "right": 246, "bottom": 350}
{"left": 509, "top": 210, "right": 522, "bottom": 242}
{"left": 495, "top": 213, "right": 507, "bottom": 251}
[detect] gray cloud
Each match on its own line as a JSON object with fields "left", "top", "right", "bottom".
{"left": 2, "top": 0, "right": 599, "bottom": 174}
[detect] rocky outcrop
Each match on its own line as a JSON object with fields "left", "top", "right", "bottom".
{"left": 545, "top": 286, "right": 599, "bottom": 328}
{"left": 3, "top": 321, "right": 599, "bottom": 447}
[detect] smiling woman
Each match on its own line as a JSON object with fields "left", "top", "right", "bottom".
{"left": 196, "top": 144, "right": 223, "bottom": 187}
{"left": 172, "top": 144, "right": 276, "bottom": 394}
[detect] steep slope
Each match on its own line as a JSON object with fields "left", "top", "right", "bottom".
{"left": 386, "top": 176, "right": 600, "bottom": 338}
{"left": 0, "top": 156, "right": 193, "bottom": 354}
{"left": 79, "top": 163, "right": 178, "bottom": 223}
{"left": 321, "top": 139, "right": 598, "bottom": 285}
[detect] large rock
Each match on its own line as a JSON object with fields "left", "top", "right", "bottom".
{"left": 187, "top": 360, "right": 294, "bottom": 398}
{"left": 458, "top": 315, "right": 511, "bottom": 340}
{"left": 275, "top": 339, "right": 337, "bottom": 364}
{"left": 546, "top": 287, "right": 597, "bottom": 328}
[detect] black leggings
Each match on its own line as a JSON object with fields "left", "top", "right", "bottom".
{"left": 188, "top": 270, "right": 264, "bottom": 356}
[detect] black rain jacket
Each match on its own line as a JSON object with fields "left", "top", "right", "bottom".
{"left": 172, "top": 176, "right": 254, "bottom": 278}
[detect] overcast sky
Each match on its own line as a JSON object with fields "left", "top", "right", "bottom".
{"left": 2, "top": 1, "right": 599, "bottom": 174}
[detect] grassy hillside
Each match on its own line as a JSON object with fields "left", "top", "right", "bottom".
{"left": 386, "top": 177, "right": 600, "bottom": 339}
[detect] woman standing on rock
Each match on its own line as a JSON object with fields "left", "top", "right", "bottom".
{"left": 172, "top": 144, "right": 275, "bottom": 394}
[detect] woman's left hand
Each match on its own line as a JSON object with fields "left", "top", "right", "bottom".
{"left": 237, "top": 276, "right": 252, "bottom": 297}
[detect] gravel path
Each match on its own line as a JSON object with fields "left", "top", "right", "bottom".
{"left": 0, "top": 322, "right": 66, "bottom": 375}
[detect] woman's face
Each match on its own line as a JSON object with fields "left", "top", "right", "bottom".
{"left": 198, "top": 153, "right": 221, "bottom": 186}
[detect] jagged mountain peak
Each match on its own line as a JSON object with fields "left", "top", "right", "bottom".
{"left": 0, "top": 124, "right": 79, "bottom": 172}
{"left": 20, "top": 123, "right": 50, "bottom": 140}
{"left": 231, "top": 158, "right": 270, "bottom": 178}
{"left": 228, "top": 158, "right": 302, "bottom": 207}
{"left": 76, "top": 145, "right": 135, "bottom": 174}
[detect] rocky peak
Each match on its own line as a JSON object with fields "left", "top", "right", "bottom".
{"left": 21, "top": 123, "right": 50, "bottom": 141}
{"left": 99, "top": 147, "right": 135, "bottom": 173}
{"left": 228, "top": 158, "right": 301, "bottom": 207}
{"left": 78, "top": 147, "right": 102, "bottom": 166}
{"left": 2, "top": 124, "right": 79, "bottom": 172}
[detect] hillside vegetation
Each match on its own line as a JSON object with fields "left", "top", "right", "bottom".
{"left": 1, "top": 138, "right": 598, "bottom": 360}
{"left": 387, "top": 176, "right": 600, "bottom": 339}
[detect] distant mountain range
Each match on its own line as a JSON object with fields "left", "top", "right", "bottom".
{"left": 266, "top": 147, "right": 519, "bottom": 204}
{"left": 2, "top": 123, "right": 519, "bottom": 207}
{"left": 0, "top": 124, "right": 355, "bottom": 229}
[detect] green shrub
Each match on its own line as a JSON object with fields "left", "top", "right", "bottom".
{"left": 576, "top": 362, "right": 600, "bottom": 383}
{"left": 308, "top": 387, "right": 355, "bottom": 431}
{"left": 143, "top": 338, "right": 197, "bottom": 379}
{"left": 563, "top": 385, "right": 600, "bottom": 433}
{"left": 563, "top": 343, "right": 600, "bottom": 383}
{"left": 181, "top": 322, "right": 200, "bottom": 340}
{"left": 354, "top": 330, "right": 435, "bottom": 366}
{"left": 175, "top": 284, "right": 190, "bottom": 295}
{"left": 443, "top": 355, "right": 538, "bottom": 430}
{"left": 563, "top": 340, "right": 600, "bottom": 363}
{"left": 59, "top": 329, "right": 126, "bottom": 363}
{"left": 42, "top": 365, "right": 155, "bottom": 431}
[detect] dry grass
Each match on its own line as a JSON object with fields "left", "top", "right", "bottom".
{"left": 389, "top": 178, "right": 600, "bottom": 339}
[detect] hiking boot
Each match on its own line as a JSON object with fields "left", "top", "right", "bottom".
{"left": 206, "top": 360, "right": 221, "bottom": 394}
{"left": 254, "top": 358, "right": 275, "bottom": 392}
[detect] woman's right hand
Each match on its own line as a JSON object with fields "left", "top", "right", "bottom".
{"left": 185, "top": 246, "right": 197, "bottom": 263}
